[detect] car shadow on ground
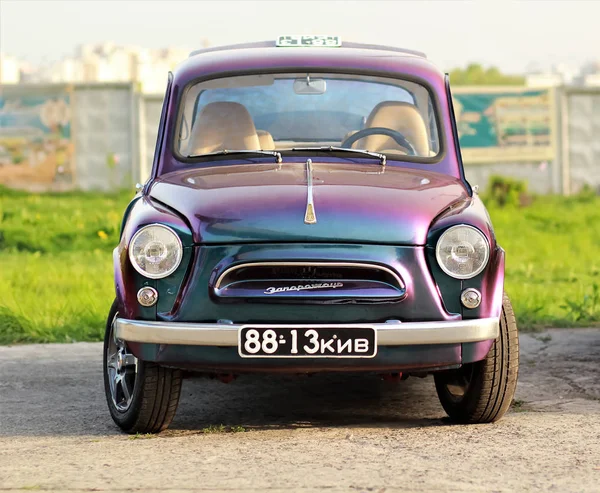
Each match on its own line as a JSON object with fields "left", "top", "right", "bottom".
{"left": 0, "top": 352, "right": 455, "bottom": 437}
{"left": 168, "top": 372, "right": 452, "bottom": 433}
{"left": 5, "top": 330, "right": 600, "bottom": 437}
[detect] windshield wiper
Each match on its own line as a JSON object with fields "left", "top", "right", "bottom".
{"left": 188, "top": 149, "right": 282, "bottom": 164}
{"left": 290, "top": 146, "right": 386, "bottom": 166}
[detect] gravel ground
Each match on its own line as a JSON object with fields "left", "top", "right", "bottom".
{"left": 1, "top": 329, "right": 599, "bottom": 493}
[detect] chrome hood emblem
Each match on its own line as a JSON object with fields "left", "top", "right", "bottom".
{"left": 264, "top": 282, "right": 344, "bottom": 295}
{"left": 304, "top": 158, "right": 317, "bottom": 224}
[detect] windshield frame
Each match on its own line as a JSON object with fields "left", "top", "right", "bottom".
{"left": 168, "top": 68, "right": 446, "bottom": 170}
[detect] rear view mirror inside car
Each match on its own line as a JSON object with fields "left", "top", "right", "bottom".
{"left": 293, "top": 76, "right": 326, "bottom": 95}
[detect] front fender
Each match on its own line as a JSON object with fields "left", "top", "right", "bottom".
{"left": 427, "top": 194, "right": 496, "bottom": 248}
{"left": 425, "top": 194, "right": 504, "bottom": 320}
{"left": 114, "top": 196, "right": 193, "bottom": 319}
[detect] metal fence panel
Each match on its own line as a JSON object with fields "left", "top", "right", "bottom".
{"left": 72, "top": 84, "right": 136, "bottom": 190}
{"left": 0, "top": 84, "right": 75, "bottom": 191}
{"left": 565, "top": 89, "right": 600, "bottom": 193}
{"left": 139, "top": 95, "right": 163, "bottom": 182}
{"left": 452, "top": 86, "right": 556, "bottom": 165}
{"left": 464, "top": 161, "right": 554, "bottom": 194}
{"left": 2, "top": 82, "right": 600, "bottom": 195}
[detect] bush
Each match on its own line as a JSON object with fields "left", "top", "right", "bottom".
{"left": 561, "top": 284, "right": 600, "bottom": 323}
{"left": 569, "top": 184, "right": 598, "bottom": 204}
{"left": 484, "top": 175, "right": 531, "bottom": 208}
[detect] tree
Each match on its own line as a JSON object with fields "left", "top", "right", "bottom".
{"left": 448, "top": 63, "right": 525, "bottom": 85}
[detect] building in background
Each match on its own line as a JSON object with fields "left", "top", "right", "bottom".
{"left": 524, "top": 62, "right": 600, "bottom": 88}
{"left": 4, "top": 42, "right": 600, "bottom": 90}
{"left": 1, "top": 41, "right": 208, "bottom": 93}
{"left": 136, "top": 47, "right": 192, "bottom": 93}
{"left": 525, "top": 63, "right": 575, "bottom": 88}
{"left": 579, "top": 61, "right": 600, "bottom": 87}
{"left": 0, "top": 53, "right": 23, "bottom": 84}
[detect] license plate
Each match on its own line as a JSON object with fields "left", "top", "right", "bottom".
{"left": 276, "top": 35, "right": 342, "bottom": 48}
{"left": 238, "top": 327, "right": 377, "bottom": 358}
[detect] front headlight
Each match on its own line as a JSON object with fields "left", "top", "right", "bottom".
{"left": 435, "top": 225, "right": 489, "bottom": 279}
{"left": 128, "top": 224, "right": 183, "bottom": 279}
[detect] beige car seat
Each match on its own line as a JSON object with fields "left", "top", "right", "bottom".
{"left": 186, "top": 102, "right": 260, "bottom": 156}
{"left": 353, "top": 101, "right": 430, "bottom": 156}
{"left": 256, "top": 130, "right": 275, "bottom": 150}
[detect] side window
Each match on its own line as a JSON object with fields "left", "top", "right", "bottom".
{"left": 428, "top": 98, "right": 440, "bottom": 154}
{"left": 190, "top": 90, "right": 204, "bottom": 129}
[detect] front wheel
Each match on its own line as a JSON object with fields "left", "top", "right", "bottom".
{"left": 434, "top": 293, "right": 519, "bottom": 423}
{"left": 103, "top": 300, "right": 183, "bottom": 433}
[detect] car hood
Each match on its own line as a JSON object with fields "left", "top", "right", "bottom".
{"left": 149, "top": 161, "right": 469, "bottom": 245}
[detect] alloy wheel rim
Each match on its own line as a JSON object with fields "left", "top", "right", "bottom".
{"left": 106, "top": 314, "right": 138, "bottom": 412}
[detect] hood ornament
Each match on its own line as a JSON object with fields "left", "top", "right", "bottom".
{"left": 304, "top": 159, "right": 317, "bottom": 224}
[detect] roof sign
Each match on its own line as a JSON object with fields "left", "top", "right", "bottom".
{"left": 276, "top": 35, "right": 342, "bottom": 48}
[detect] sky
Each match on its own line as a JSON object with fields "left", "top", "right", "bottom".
{"left": 1, "top": 0, "right": 599, "bottom": 73}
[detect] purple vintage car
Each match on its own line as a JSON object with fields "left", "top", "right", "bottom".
{"left": 103, "top": 36, "right": 519, "bottom": 433}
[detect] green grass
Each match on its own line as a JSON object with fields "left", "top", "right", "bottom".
{"left": 0, "top": 188, "right": 130, "bottom": 344}
{"left": 489, "top": 193, "right": 600, "bottom": 329}
{"left": 201, "top": 424, "right": 246, "bottom": 433}
{"left": 510, "top": 399, "right": 528, "bottom": 412}
{"left": 0, "top": 251, "right": 115, "bottom": 344}
{"left": 129, "top": 432, "right": 157, "bottom": 440}
{"left": 0, "top": 185, "right": 599, "bottom": 344}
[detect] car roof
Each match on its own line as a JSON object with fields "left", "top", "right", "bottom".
{"left": 174, "top": 41, "right": 443, "bottom": 89}
{"left": 189, "top": 40, "right": 427, "bottom": 59}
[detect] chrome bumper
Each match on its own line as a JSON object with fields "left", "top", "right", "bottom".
{"left": 115, "top": 317, "right": 499, "bottom": 346}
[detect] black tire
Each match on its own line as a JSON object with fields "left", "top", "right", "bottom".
{"left": 103, "top": 300, "right": 183, "bottom": 434}
{"left": 434, "top": 292, "right": 519, "bottom": 423}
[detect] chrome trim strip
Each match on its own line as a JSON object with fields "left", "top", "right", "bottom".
{"left": 304, "top": 158, "right": 317, "bottom": 224}
{"left": 214, "top": 261, "right": 406, "bottom": 290}
{"left": 115, "top": 317, "right": 499, "bottom": 347}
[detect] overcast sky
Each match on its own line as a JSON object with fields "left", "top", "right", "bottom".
{"left": 1, "top": 0, "right": 599, "bottom": 72}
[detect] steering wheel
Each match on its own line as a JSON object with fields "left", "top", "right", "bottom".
{"left": 341, "top": 127, "right": 418, "bottom": 156}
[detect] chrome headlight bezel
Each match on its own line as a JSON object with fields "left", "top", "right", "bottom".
{"left": 128, "top": 224, "right": 183, "bottom": 279}
{"left": 435, "top": 224, "right": 490, "bottom": 280}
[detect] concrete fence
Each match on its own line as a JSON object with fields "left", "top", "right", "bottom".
{"left": 561, "top": 87, "right": 600, "bottom": 194}
{"left": 0, "top": 82, "right": 598, "bottom": 194}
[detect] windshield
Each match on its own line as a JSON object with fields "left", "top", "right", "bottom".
{"left": 175, "top": 72, "right": 441, "bottom": 162}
